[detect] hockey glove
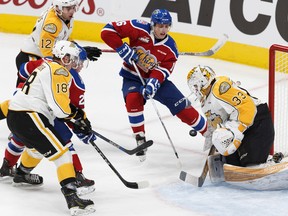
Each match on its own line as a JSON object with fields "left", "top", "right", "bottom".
{"left": 212, "top": 126, "right": 244, "bottom": 156}
{"left": 64, "top": 104, "right": 91, "bottom": 133}
{"left": 62, "top": 104, "right": 81, "bottom": 122}
{"left": 74, "top": 131, "right": 97, "bottom": 144}
{"left": 73, "top": 115, "right": 92, "bottom": 135}
{"left": 140, "top": 78, "right": 160, "bottom": 100}
{"left": 71, "top": 110, "right": 96, "bottom": 144}
{"left": 83, "top": 46, "right": 102, "bottom": 61}
{"left": 116, "top": 42, "right": 138, "bottom": 65}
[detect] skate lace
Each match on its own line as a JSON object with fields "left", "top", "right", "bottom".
{"left": 26, "top": 174, "right": 41, "bottom": 183}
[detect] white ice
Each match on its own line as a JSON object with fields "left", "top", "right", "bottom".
{"left": 0, "top": 33, "right": 287, "bottom": 216}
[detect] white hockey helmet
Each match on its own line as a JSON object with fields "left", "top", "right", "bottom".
{"left": 52, "top": 40, "right": 80, "bottom": 68}
{"left": 187, "top": 65, "right": 216, "bottom": 102}
{"left": 53, "top": 0, "right": 79, "bottom": 12}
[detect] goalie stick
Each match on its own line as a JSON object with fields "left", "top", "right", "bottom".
{"left": 179, "top": 145, "right": 216, "bottom": 187}
{"left": 91, "top": 130, "right": 153, "bottom": 155}
{"left": 101, "top": 34, "right": 228, "bottom": 57}
{"left": 90, "top": 140, "right": 149, "bottom": 189}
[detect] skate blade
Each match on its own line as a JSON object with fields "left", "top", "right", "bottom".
{"left": 0, "top": 176, "right": 14, "bottom": 183}
{"left": 77, "top": 185, "right": 95, "bottom": 196}
{"left": 138, "top": 155, "right": 146, "bottom": 162}
{"left": 12, "top": 181, "right": 43, "bottom": 188}
{"left": 70, "top": 205, "right": 95, "bottom": 216}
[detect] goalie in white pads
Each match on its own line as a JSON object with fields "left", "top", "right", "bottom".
{"left": 185, "top": 65, "right": 288, "bottom": 190}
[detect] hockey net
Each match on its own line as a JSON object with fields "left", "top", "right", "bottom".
{"left": 269, "top": 44, "right": 288, "bottom": 154}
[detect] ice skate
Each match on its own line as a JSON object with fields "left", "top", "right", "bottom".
{"left": 7, "top": 132, "right": 13, "bottom": 141}
{"left": 0, "top": 158, "right": 16, "bottom": 179}
{"left": 62, "top": 186, "right": 95, "bottom": 216}
{"left": 75, "top": 171, "right": 95, "bottom": 196}
{"left": 136, "top": 134, "right": 147, "bottom": 162}
{"left": 13, "top": 170, "right": 43, "bottom": 187}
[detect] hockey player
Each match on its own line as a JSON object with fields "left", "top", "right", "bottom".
{"left": 6, "top": 40, "right": 96, "bottom": 215}
{"left": 0, "top": 43, "right": 98, "bottom": 195}
{"left": 186, "top": 65, "right": 275, "bottom": 167}
{"left": 15, "top": 0, "right": 100, "bottom": 85}
{"left": 16, "top": 0, "right": 78, "bottom": 75}
{"left": 15, "top": 0, "right": 101, "bottom": 80}
{"left": 101, "top": 9, "right": 207, "bottom": 162}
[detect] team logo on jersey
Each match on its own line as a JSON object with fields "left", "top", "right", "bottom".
{"left": 43, "top": 150, "right": 52, "bottom": 157}
{"left": 138, "top": 36, "right": 150, "bottom": 43}
{"left": 219, "top": 82, "right": 231, "bottom": 95}
{"left": 135, "top": 47, "right": 158, "bottom": 72}
{"left": 43, "top": 23, "right": 57, "bottom": 34}
{"left": 136, "top": 19, "right": 148, "bottom": 25}
{"left": 54, "top": 68, "right": 69, "bottom": 76}
{"left": 205, "top": 110, "right": 223, "bottom": 128}
{"left": 128, "top": 86, "right": 136, "bottom": 91}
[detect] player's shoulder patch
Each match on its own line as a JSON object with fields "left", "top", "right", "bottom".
{"left": 219, "top": 81, "right": 231, "bottom": 95}
{"left": 131, "top": 19, "right": 150, "bottom": 32}
{"left": 135, "top": 19, "right": 149, "bottom": 25}
{"left": 54, "top": 68, "right": 69, "bottom": 77}
{"left": 43, "top": 23, "right": 57, "bottom": 34}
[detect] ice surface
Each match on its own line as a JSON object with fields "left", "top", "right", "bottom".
{"left": 0, "top": 33, "right": 286, "bottom": 216}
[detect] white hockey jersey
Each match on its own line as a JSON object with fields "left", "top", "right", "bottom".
{"left": 21, "top": 6, "right": 74, "bottom": 57}
{"left": 202, "top": 76, "right": 260, "bottom": 133}
{"left": 9, "top": 61, "right": 72, "bottom": 124}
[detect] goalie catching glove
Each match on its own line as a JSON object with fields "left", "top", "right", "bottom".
{"left": 212, "top": 122, "right": 244, "bottom": 156}
{"left": 140, "top": 78, "right": 160, "bottom": 100}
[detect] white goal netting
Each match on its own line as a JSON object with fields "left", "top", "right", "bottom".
{"left": 269, "top": 44, "right": 288, "bottom": 154}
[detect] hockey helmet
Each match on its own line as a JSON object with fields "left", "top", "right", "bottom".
{"left": 74, "top": 43, "right": 89, "bottom": 69}
{"left": 52, "top": 40, "right": 80, "bottom": 68}
{"left": 187, "top": 65, "right": 216, "bottom": 102}
{"left": 53, "top": 0, "right": 79, "bottom": 12}
{"left": 151, "top": 9, "right": 172, "bottom": 26}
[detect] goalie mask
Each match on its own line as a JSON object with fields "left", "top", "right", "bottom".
{"left": 187, "top": 65, "right": 216, "bottom": 103}
{"left": 52, "top": 40, "right": 80, "bottom": 69}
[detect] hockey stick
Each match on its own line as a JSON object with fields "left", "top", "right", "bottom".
{"left": 179, "top": 34, "right": 228, "bottom": 56}
{"left": 179, "top": 145, "right": 216, "bottom": 187}
{"left": 132, "top": 61, "right": 182, "bottom": 167}
{"left": 91, "top": 129, "right": 153, "bottom": 155}
{"left": 70, "top": 119, "right": 153, "bottom": 155}
{"left": 101, "top": 34, "right": 228, "bottom": 57}
{"left": 90, "top": 140, "right": 149, "bottom": 189}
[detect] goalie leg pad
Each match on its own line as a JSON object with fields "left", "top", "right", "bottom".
{"left": 208, "top": 153, "right": 225, "bottom": 183}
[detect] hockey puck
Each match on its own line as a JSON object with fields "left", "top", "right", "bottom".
{"left": 189, "top": 130, "right": 197, "bottom": 137}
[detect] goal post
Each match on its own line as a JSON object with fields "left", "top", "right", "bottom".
{"left": 269, "top": 44, "right": 288, "bottom": 154}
